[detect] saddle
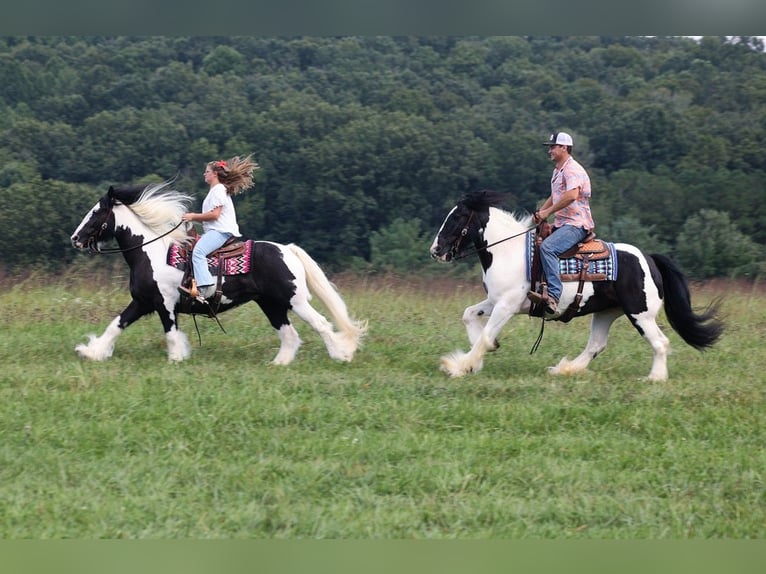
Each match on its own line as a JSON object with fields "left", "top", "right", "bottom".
{"left": 168, "top": 233, "right": 253, "bottom": 312}
{"left": 529, "top": 222, "right": 611, "bottom": 322}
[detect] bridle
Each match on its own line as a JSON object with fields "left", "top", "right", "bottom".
{"left": 449, "top": 208, "right": 534, "bottom": 261}
{"left": 85, "top": 198, "right": 185, "bottom": 255}
{"left": 448, "top": 210, "right": 475, "bottom": 260}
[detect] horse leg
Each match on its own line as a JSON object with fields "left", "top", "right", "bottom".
{"left": 549, "top": 308, "right": 622, "bottom": 376}
{"left": 441, "top": 298, "right": 516, "bottom": 377}
{"left": 273, "top": 323, "right": 302, "bottom": 365}
{"left": 290, "top": 298, "right": 358, "bottom": 362}
{"left": 75, "top": 299, "right": 151, "bottom": 361}
{"left": 626, "top": 313, "right": 671, "bottom": 381}
{"left": 462, "top": 299, "right": 495, "bottom": 347}
{"left": 255, "top": 298, "right": 302, "bottom": 365}
{"left": 158, "top": 305, "right": 191, "bottom": 363}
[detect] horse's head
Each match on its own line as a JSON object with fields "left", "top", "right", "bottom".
{"left": 70, "top": 187, "right": 119, "bottom": 252}
{"left": 72, "top": 182, "right": 193, "bottom": 253}
{"left": 430, "top": 190, "right": 507, "bottom": 262}
{"left": 429, "top": 202, "right": 474, "bottom": 262}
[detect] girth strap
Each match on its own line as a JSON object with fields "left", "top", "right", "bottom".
{"left": 557, "top": 253, "right": 590, "bottom": 323}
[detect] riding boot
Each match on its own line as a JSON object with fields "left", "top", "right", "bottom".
{"left": 543, "top": 297, "right": 560, "bottom": 317}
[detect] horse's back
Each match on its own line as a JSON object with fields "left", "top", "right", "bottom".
{"left": 248, "top": 240, "right": 307, "bottom": 287}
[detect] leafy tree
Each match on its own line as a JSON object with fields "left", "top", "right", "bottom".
{"left": 369, "top": 218, "right": 431, "bottom": 272}
{"left": 590, "top": 104, "right": 689, "bottom": 172}
{"left": 201, "top": 45, "right": 247, "bottom": 76}
{"left": 0, "top": 177, "right": 100, "bottom": 268}
{"left": 675, "top": 209, "right": 763, "bottom": 279}
{"left": 76, "top": 108, "right": 189, "bottom": 182}
{"left": 600, "top": 215, "right": 670, "bottom": 254}
{"left": 1, "top": 117, "right": 78, "bottom": 181}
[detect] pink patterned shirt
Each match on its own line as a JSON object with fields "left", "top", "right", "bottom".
{"left": 551, "top": 156, "right": 594, "bottom": 230}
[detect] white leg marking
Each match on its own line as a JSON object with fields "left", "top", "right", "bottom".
{"left": 635, "top": 315, "right": 670, "bottom": 381}
{"left": 462, "top": 299, "right": 494, "bottom": 346}
{"left": 165, "top": 328, "right": 191, "bottom": 362}
{"left": 75, "top": 316, "right": 122, "bottom": 361}
{"left": 549, "top": 308, "right": 622, "bottom": 376}
{"left": 441, "top": 297, "right": 521, "bottom": 377}
{"left": 290, "top": 300, "right": 358, "bottom": 362}
{"left": 272, "top": 324, "right": 302, "bottom": 365}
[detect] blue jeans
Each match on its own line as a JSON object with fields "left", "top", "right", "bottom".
{"left": 191, "top": 230, "right": 232, "bottom": 287}
{"left": 539, "top": 225, "right": 588, "bottom": 301}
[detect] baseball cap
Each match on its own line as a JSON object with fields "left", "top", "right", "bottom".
{"left": 543, "top": 132, "right": 573, "bottom": 146}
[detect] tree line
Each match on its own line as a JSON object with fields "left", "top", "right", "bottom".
{"left": 1, "top": 35, "right": 764, "bottom": 279}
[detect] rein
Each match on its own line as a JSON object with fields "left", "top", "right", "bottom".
{"left": 90, "top": 219, "right": 186, "bottom": 254}
{"left": 452, "top": 226, "right": 534, "bottom": 261}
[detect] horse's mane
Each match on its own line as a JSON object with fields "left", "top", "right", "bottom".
{"left": 462, "top": 189, "right": 508, "bottom": 211}
{"left": 117, "top": 181, "right": 194, "bottom": 244}
{"left": 462, "top": 189, "right": 533, "bottom": 227}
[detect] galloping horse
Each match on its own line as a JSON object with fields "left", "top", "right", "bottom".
{"left": 71, "top": 182, "right": 366, "bottom": 364}
{"left": 429, "top": 190, "right": 723, "bottom": 380}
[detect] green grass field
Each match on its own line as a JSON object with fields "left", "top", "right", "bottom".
{"left": 0, "top": 269, "right": 764, "bottom": 538}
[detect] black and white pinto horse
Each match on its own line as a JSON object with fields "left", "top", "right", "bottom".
{"left": 430, "top": 190, "right": 723, "bottom": 381}
{"left": 71, "top": 182, "right": 367, "bottom": 364}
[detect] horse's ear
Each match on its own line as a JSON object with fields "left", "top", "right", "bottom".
{"left": 107, "top": 186, "right": 115, "bottom": 198}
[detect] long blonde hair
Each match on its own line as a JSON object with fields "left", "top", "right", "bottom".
{"left": 208, "top": 154, "right": 259, "bottom": 196}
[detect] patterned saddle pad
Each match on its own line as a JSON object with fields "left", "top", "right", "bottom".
{"left": 526, "top": 232, "right": 618, "bottom": 282}
{"left": 167, "top": 239, "right": 253, "bottom": 275}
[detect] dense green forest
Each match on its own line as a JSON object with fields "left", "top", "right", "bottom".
{"left": 1, "top": 35, "right": 764, "bottom": 278}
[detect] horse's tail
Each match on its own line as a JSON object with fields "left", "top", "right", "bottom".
{"left": 286, "top": 243, "right": 368, "bottom": 342}
{"left": 650, "top": 253, "right": 724, "bottom": 350}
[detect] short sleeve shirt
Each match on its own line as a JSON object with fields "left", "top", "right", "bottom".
{"left": 202, "top": 183, "right": 241, "bottom": 236}
{"left": 551, "top": 157, "right": 594, "bottom": 230}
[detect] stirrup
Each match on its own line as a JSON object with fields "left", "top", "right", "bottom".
{"left": 181, "top": 278, "right": 199, "bottom": 298}
{"left": 178, "top": 285, "right": 196, "bottom": 298}
{"left": 527, "top": 290, "right": 545, "bottom": 305}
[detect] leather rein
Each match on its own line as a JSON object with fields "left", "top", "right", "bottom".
{"left": 450, "top": 211, "right": 534, "bottom": 261}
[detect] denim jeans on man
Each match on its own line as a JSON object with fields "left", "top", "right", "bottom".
{"left": 539, "top": 224, "right": 588, "bottom": 302}
{"left": 191, "top": 230, "right": 232, "bottom": 287}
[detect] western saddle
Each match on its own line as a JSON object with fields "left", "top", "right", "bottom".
{"left": 528, "top": 222, "right": 611, "bottom": 322}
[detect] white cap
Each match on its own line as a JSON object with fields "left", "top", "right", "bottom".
{"left": 543, "top": 132, "right": 573, "bottom": 146}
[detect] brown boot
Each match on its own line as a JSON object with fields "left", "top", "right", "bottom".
{"left": 529, "top": 290, "right": 559, "bottom": 317}
{"left": 544, "top": 297, "right": 559, "bottom": 317}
